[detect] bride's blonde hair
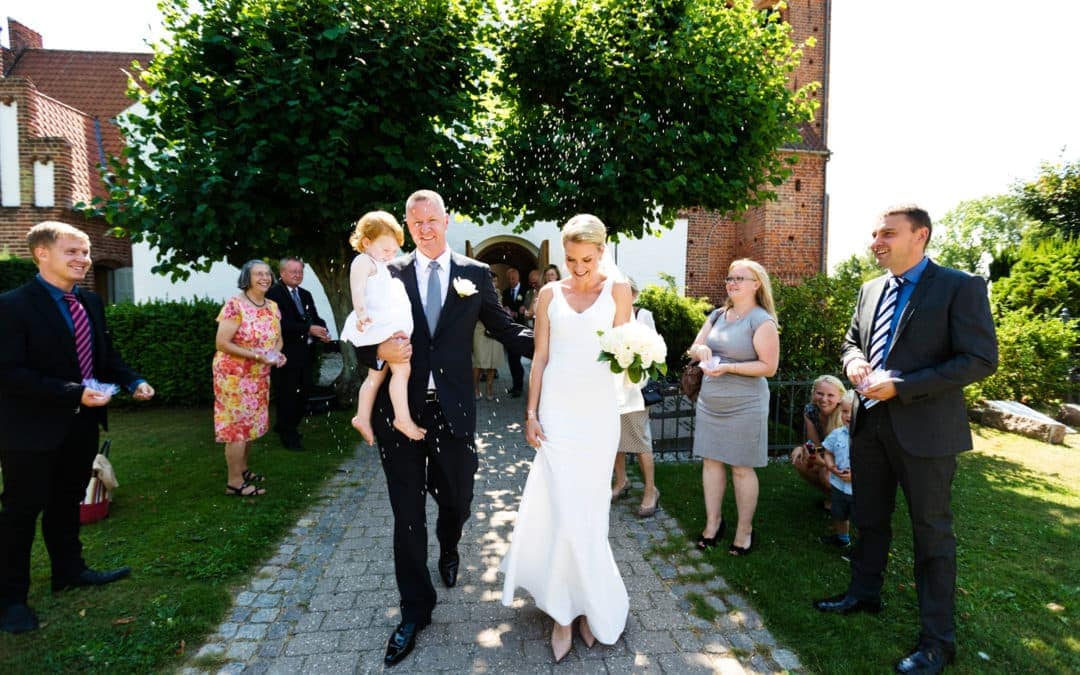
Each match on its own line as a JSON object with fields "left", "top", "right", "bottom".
{"left": 561, "top": 214, "right": 607, "bottom": 248}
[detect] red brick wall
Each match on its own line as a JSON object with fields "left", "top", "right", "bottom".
{"left": 683, "top": 0, "right": 829, "bottom": 303}
{"left": 0, "top": 80, "right": 130, "bottom": 288}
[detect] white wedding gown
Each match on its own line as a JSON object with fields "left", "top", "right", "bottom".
{"left": 500, "top": 277, "right": 628, "bottom": 644}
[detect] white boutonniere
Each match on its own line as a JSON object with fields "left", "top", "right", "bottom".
{"left": 453, "top": 277, "right": 478, "bottom": 297}
{"left": 516, "top": 294, "right": 523, "bottom": 302}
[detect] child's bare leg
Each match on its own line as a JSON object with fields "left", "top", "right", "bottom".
{"left": 352, "top": 368, "right": 386, "bottom": 444}
{"left": 835, "top": 519, "right": 850, "bottom": 536}
{"left": 388, "top": 362, "right": 425, "bottom": 440}
{"left": 473, "top": 368, "right": 482, "bottom": 398}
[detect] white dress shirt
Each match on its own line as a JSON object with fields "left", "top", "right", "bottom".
{"left": 414, "top": 247, "right": 453, "bottom": 391}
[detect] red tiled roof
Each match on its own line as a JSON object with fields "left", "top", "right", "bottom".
{"left": 782, "top": 121, "right": 829, "bottom": 153}
{"left": 6, "top": 49, "right": 150, "bottom": 120}
{"left": 6, "top": 49, "right": 151, "bottom": 180}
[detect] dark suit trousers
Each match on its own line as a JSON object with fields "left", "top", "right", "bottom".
{"left": 505, "top": 349, "right": 524, "bottom": 391}
{"left": 378, "top": 396, "right": 478, "bottom": 623}
{"left": 271, "top": 359, "right": 311, "bottom": 438}
{"left": 848, "top": 403, "right": 958, "bottom": 648}
{"left": 0, "top": 411, "right": 99, "bottom": 605}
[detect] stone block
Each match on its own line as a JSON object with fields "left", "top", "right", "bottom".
{"left": 970, "top": 401, "right": 1067, "bottom": 444}
{"left": 1058, "top": 402, "right": 1080, "bottom": 426}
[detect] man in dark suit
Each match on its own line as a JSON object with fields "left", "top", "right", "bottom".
{"left": 0, "top": 221, "right": 155, "bottom": 634}
{"left": 814, "top": 205, "right": 997, "bottom": 673}
{"left": 266, "top": 257, "right": 330, "bottom": 451}
{"left": 354, "top": 190, "right": 532, "bottom": 666}
{"left": 500, "top": 266, "right": 528, "bottom": 397}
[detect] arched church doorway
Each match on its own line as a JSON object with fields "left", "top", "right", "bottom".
{"left": 466, "top": 235, "right": 547, "bottom": 292}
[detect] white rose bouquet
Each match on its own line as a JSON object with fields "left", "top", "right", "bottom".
{"left": 597, "top": 322, "right": 668, "bottom": 384}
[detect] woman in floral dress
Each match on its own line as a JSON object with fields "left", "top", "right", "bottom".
{"left": 213, "top": 260, "right": 286, "bottom": 496}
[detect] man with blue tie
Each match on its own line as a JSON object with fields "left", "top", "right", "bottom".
{"left": 0, "top": 222, "right": 154, "bottom": 634}
{"left": 266, "top": 257, "right": 330, "bottom": 451}
{"left": 813, "top": 205, "right": 998, "bottom": 673}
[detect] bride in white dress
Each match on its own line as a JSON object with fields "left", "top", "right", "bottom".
{"left": 500, "top": 214, "right": 633, "bottom": 662}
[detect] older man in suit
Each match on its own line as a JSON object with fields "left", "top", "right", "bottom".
{"left": 501, "top": 266, "right": 528, "bottom": 397}
{"left": 354, "top": 190, "right": 532, "bottom": 666}
{"left": 266, "top": 257, "right": 330, "bottom": 451}
{"left": 0, "top": 222, "right": 154, "bottom": 634}
{"left": 813, "top": 205, "right": 997, "bottom": 674}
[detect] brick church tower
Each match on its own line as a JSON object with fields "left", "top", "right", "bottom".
{"left": 684, "top": 0, "right": 830, "bottom": 301}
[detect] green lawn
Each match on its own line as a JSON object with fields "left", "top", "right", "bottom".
{"left": 0, "top": 406, "right": 360, "bottom": 673}
{"left": 653, "top": 425, "right": 1079, "bottom": 673}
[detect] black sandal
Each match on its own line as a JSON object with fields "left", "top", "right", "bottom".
{"left": 696, "top": 520, "right": 726, "bottom": 549}
{"left": 226, "top": 481, "right": 265, "bottom": 497}
{"left": 242, "top": 469, "right": 265, "bottom": 483}
{"left": 729, "top": 533, "right": 754, "bottom": 556}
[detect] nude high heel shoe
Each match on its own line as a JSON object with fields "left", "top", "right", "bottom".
{"left": 551, "top": 623, "right": 572, "bottom": 663}
{"left": 578, "top": 617, "right": 596, "bottom": 648}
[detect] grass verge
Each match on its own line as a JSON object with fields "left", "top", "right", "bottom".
{"left": 653, "top": 424, "right": 1079, "bottom": 673}
{"left": 0, "top": 406, "right": 360, "bottom": 672}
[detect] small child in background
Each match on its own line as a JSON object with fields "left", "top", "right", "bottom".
{"left": 819, "top": 390, "right": 855, "bottom": 548}
{"left": 340, "top": 211, "right": 425, "bottom": 444}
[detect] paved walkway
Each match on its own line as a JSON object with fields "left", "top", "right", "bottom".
{"left": 185, "top": 382, "right": 801, "bottom": 674}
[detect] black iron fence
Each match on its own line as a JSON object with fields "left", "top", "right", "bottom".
{"left": 648, "top": 378, "right": 817, "bottom": 459}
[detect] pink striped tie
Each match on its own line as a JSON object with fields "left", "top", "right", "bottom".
{"left": 63, "top": 293, "right": 95, "bottom": 381}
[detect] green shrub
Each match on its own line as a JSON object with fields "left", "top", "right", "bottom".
{"left": 0, "top": 253, "right": 38, "bottom": 293}
{"left": 106, "top": 299, "right": 222, "bottom": 406}
{"left": 636, "top": 275, "right": 712, "bottom": 373}
{"left": 965, "top": 307, "right": 1078, "bottom": 408}
{"left": 991, "top": 237, "right": 1080, "bottom": 320}
{"left": 772, "top": 272, "right": 858, "bottom": 380}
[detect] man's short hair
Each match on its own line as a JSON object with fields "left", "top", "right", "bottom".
{"left": 405, "top": 189, "right": 446, "bottom": 215}
{"left": 27, "top": 221, "right": 90, "bottom": 263}
{"left": 278, "top": 256, "right": 304, "bottom": 271}
{"left": 881, "top": 204, "right": 933, "bottom": 244}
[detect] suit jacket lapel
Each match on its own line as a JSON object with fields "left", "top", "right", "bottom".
{"left": 435, "top": 256, "right": 463, "bottom": 338}
{"left": 891, "top": 261, "right": 937, "bottom": 347}
{"left": 29, "top": 282, "right": 80, "bottom": 371}
{"left": 394, "top": 254, "right": 427, "bottom": 338}
{"left": 861, "top": 275, "right": 888, "bottom": 352}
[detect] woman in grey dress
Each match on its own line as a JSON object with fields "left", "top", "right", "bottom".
{"left": 688, "top": 259, "right": 779, "bottom": 555}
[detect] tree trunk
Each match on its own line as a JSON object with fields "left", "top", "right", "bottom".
{"left": 308, "top": 242, "right": 363, "bottom": 404}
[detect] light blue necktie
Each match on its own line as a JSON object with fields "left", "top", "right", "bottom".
{"left": 425, "top": 260, "right": 442, "bottom": 335}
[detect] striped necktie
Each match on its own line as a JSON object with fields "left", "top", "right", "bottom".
{"left": 63, "top": 292, "right": 95, "bottom": 381}
{"left": 862, "top": 275, "right": 903, "bottom": 409}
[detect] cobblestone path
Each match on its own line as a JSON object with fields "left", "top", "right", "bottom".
{"left": 185, "top": 392, "right": 802, "bottom": 674}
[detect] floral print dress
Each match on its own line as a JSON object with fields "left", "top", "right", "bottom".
{"left": 213, "top": 296, "right": 281, "bottom": 443}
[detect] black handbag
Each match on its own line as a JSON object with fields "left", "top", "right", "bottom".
{"left": 641, "top": 380, "right": 663, "bottom": 406}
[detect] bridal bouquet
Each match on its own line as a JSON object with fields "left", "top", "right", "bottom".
{"left": 597, "top": 322, "right": 668, "bottom": 384}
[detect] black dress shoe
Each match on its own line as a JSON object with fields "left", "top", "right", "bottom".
{"left": 438, "top": 550, "right": 460, "bottom": 588}
{"left": 385, "top": 620, "right": 428, "bottom": 666}
{"left": 895, "top": 645, "right": 954, "bottom": 673}
{"left": 813, "top": 592, "right": 882, "bottom": 615}
{"left": 0, "top": 603, "right": 39, "bottom": 634}
{"left": 52, "top": 566, "right": 132, "bottom": 592}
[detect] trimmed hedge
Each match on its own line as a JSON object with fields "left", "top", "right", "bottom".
{"left": 0, "top": 254, "right": 38, "bottom": 293}
{"left": 106, "top": 299, "right": 221, "bottom": 406}
{"left": 636, "top": 276, "right": 712, "bottom": 373}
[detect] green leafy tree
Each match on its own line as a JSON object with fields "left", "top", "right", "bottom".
{"left": 992, "top": 237, "right": 1080, "bottom": 320}
{"left": 1015, "top": 158, "right": 1080, "bottom": 242}
{"left": 930, "top": 195, "right": 1033, "bottom": 276}
{"left": 635, "top": 276, "right": 711, "bottom": 373}
{"left": 965, "top": 307, "right": 1077, "bottom": 408}
{"left": 772, "top": 273, "right": 857, "bottom": 380}
{"left": 831, "top": 250, "right": 879, "bottom": 287}
{"left": 96, "top": 0, "right": 494, "bottom": 327}
{"left": 491, "top": 0, "right": 818, "bottom": 237}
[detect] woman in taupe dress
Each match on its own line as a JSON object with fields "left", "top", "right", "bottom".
{"left": 688, "top": 259, "right": 779, "bottom": 555}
